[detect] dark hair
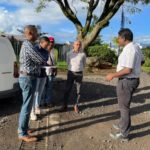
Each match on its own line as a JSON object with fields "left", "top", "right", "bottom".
{"left": 24, "top": 25, "right": 37, "bottom": 31}
{"left": 118, "top": 28, "right": 133, "bottom": 41}
{"left": 39, "top": 36, "right": 50, "bottom": 43}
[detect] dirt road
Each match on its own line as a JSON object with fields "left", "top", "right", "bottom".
{"left": 0, "top": 72, "right": 150, "bottom": 150}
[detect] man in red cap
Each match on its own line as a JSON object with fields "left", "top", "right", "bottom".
{"left": 49, "top": 36, "right": 54, "bottom": 42}
{"left": 42, "top": 36, "right": 57, "bottom": 107}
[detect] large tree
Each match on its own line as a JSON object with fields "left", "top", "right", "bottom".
{"left": 26, "top": 0, "right": 150, "bottom": 49}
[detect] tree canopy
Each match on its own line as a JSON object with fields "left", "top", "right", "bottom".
{"left": 26, "top": 0, "right": 150, "bottom": 49}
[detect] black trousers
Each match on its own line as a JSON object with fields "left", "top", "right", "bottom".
{"left": 117, "top": 78, "right": 139, "bottom": 137}
{"left": 63, "top": 70, "right": 83, "bottom": 106}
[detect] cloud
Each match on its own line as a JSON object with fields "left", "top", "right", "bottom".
{"left": 15, "top": 4, "right": 66, "bottom": 24}
{"left": 51, "top": 28, "right": 77, "bottom": 43}
{"left": 0, "top": 7, "right": 17, "bottom": 33}
{"left": 0, "top": 0, "right": 107, "bottom": 34}
{"left": 0, "top": 0, "right": 118, "bottom": 43}
{"left": 135, "top": 36, "right": 150, "bottom": 44}
{"left": 0, "top": 0, "right": 67, "bottom": 34}
{"left": 3, "top": 0, "right": 145, "bottom": 44}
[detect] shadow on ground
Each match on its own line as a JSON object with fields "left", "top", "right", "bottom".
{"left": 0, "top": 97, "right": 22, "bottom": 118}
{"left": 36, "top": 79, "right": 150, "bottom": 141}
{"left": 53, "top": 80, "right": 117, "bottom": 105}
{"left": 1, "top": 78, "right": 150, "bottom": 141}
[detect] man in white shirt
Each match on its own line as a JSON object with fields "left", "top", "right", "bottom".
{"left": 59, "top": 40, "right": 86, "bottom": 113}
{"left": 106, "top": 28, "right": 144, "bottom": 141}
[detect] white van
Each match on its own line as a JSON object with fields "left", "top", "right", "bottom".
{"left": 0, "top": 36, "right": 20, "bottom": 99}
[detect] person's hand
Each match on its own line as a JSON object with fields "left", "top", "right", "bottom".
{"left": 54, "top": 71, "right": 57, "bottom": 76}
{"left": 53, "top": 68, "right": 57, "bottom": 76}
{"left": 106, "top": 73, "right": 114, "bottom": 81}
{"left": 47, "top": 60, "right": 52, "bottom": 66}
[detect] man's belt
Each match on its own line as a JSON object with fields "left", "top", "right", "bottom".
{"left": 119, "top": 78, "right": 139, "bottom": 80}
{"left": 20, "top": 71, "right": 36, "bottom": 76}
{"left": 68, "top": 70, "right": 83, "bottom": 74}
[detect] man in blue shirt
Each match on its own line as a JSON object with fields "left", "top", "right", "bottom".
{"left": 30, "top": 36, "right": 50, "bottom": 121}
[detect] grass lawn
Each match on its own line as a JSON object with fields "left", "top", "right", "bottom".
{"left": 56, "top": 62, "right": 150, "bottom": 73}
{"left": 56, "top": 61, "right": 67, "bottom": 70}
{"left": 142, "top": 66, "right": 150, "bottom": 72}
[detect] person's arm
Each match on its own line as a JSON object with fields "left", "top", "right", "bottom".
{"left": 47, "top": 57, "right": 51, "bottom": 66}
{"left": 106, "top": 48, "right": 135, "bottom": 81}
{"left": 106, "top": 68, "right": 132, "bottom": 81}
{"left": 26, "top": 44, "right": 46, "bottom": 65}
{"left": 83, "top": 53, "right": 86, "bottom": 67}
{"left": 141, "top": 60, "right": 145, "bottom": 65}
{"left": 47, "top": 53, "right": 53, "bottom": 66}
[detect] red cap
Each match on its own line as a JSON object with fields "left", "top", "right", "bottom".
{"left": 49, "top": 36, "right": 54, "bottom": 42}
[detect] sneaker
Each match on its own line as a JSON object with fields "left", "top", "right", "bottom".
{"left": 113, "top": 124, "right": 120, "bottom": 130}
{"left": 110, "top": 132, "right": 129, "bottom": 141}
{"left": 35, "top": 107, "right": 41, "bottom": 115}
{"left": 30, "top": 112, "right": 37, "bottom": 121}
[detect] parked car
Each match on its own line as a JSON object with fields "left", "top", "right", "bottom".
{"left": 0, "top": 36, "right": 20, "bottom": 99}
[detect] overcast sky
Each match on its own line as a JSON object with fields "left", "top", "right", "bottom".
{"left": 0, "top": 0, "right": 150, "bottom": 44}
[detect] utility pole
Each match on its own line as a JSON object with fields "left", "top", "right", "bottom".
{"left": 118, "top": 5, "right": 125, "bottom": 56}
{"left": 121, "top": 5, "right": 125, "bottom": 29}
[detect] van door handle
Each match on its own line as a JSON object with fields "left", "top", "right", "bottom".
{"left": 1, "top": 72, "right": 12, "bottom": 74}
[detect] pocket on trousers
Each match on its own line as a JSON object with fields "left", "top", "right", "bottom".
{"left": 117, "top": 80, "right": 124, "bottom": 96}
{"left": 19, "top": 77, "right": 32, "bottom": 91}
{"left": 126, "top": 79, "right": 139, "bottom": 92}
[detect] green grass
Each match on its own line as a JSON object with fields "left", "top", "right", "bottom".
{"left": 56, "top": 61, "right": 67, "bottom": 69}
{"left": 142, "top": 66, "right": 150, "bottom": 72}
{"left": 112, "top": 64, "right": 150, "bottom": 72}
{"left": 56, "top": 61, "right": 150, "bottom": 72}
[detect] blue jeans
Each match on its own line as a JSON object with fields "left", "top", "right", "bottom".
{"left": 18, "top": 76, "right": 37, "bottom": 137}
{"left": 43, "top": 76, "right": 54, "bottom": 104}
{"left": 33, "top": 77, "right": 46, "bottom": 108}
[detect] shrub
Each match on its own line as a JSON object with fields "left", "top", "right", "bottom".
{"left": 86, "top": 44, "right": 117, "bottom": 64}
{"left": 54, "top": 48, "right": 58, "bottom": 63}
{"left": 143, "top": 59, "right": 150, "bottom": 67}
{"left": 57, "top": 61, "right": 67, "bottom": 69}
{"left": 142, "top": 48, "right": 150, "bottom": 67}
{"left": 143, "top": 48, "right": 150, "bottom": 58}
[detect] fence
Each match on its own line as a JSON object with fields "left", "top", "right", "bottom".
{"left": 55, "top": 43, "right": 71, "bottom": 61}
{"left": 9, "top": 36, "right": 22, "bottom": 62}
{"left": 9, "top": 36, "right": 71, "bottom": 62}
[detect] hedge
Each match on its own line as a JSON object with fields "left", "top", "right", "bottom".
{"left": 86, "top": 44, "right": 117, "bottom": 64}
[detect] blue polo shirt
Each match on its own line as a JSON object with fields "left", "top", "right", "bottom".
{"left": 35, "top": 45, "right": 49, "bottom": 61}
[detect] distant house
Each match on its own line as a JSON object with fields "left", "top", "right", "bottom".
{"left": 55, "top": 42, "right": 73, "bottom": 61}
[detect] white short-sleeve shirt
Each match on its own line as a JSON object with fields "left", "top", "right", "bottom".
{"left": 117, "top": 42, "right": 144, "bottom": 78}
{"left": 67, "top": 50, "right": 86, "bottom": 72}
